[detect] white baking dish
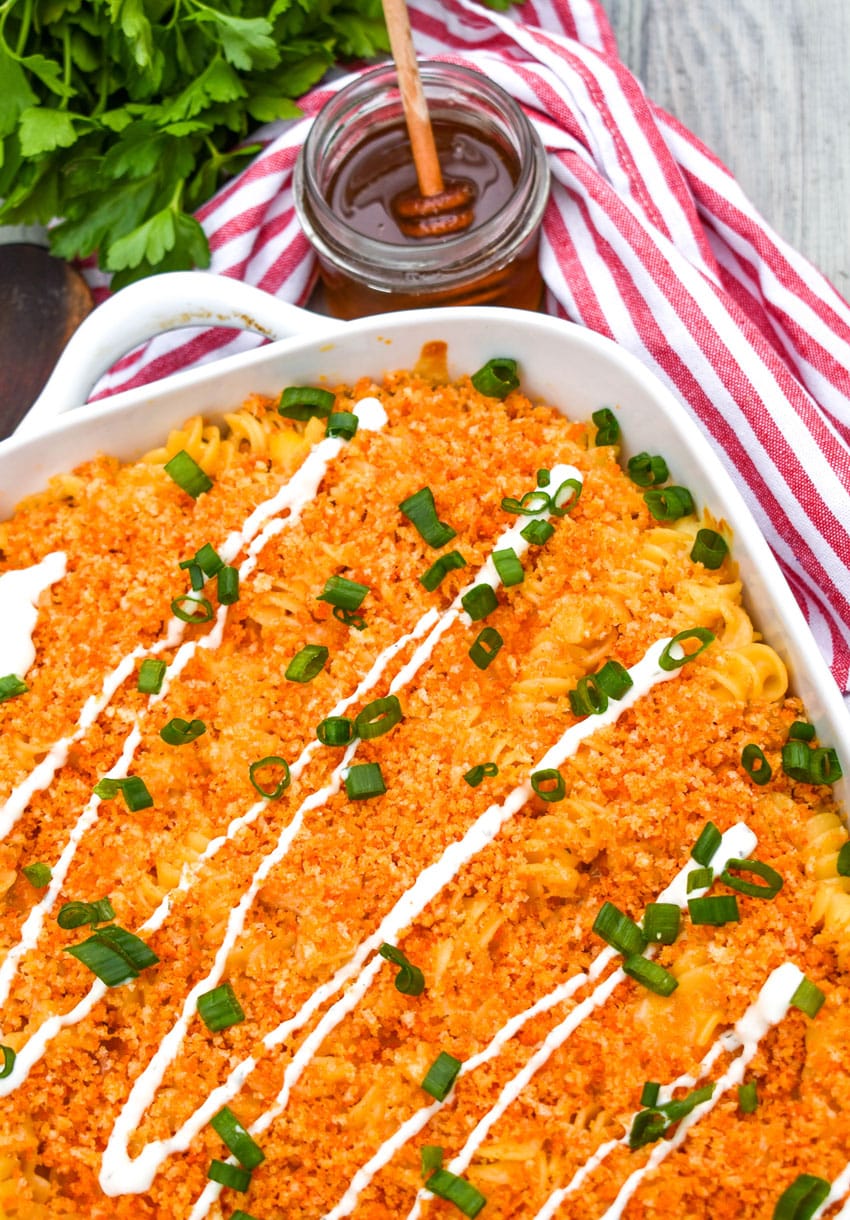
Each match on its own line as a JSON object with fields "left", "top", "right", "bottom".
{"left": 2, "top": 272, "right": 847, "bottom": 807}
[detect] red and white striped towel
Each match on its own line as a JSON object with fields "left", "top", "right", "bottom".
{"left": 84, "top": 0, "right": 850, "bottom": 696}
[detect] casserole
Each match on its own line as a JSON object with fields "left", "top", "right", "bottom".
{"left": 4, "top": 274, "right": 849, "bottom": 775}
{"left": 1, "top": 274, "right": 848, "bottom": 1219}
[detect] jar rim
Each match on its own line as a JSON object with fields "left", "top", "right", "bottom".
{"left": 293, "top": 60, "right": 550, "bottom": 289}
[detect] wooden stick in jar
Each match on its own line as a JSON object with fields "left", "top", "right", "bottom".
{"left": 381, "top": 0, "right": 445, "bottom": 198}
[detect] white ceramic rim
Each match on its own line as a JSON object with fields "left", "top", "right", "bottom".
{"left": 2, "top": 283, "right": 847, "bottom": 813}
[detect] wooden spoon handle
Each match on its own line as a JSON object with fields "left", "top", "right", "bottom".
{"left": 381, "top": 0, "right": 444, "bottom": 198}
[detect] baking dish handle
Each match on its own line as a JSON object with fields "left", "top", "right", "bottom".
{"left": 15, "top": 272, "right": 337, "bottom": 438}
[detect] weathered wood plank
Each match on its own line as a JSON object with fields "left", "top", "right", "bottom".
{"left": 600, "top": 0, "right": 850, "bottom": 299}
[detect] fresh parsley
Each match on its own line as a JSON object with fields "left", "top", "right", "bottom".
{"left": 0, "top": 0, "right": 393, "bottom": 286}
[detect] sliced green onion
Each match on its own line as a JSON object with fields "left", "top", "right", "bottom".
{"left": 593, "top": 901, "right": 647, "bottom": 957}
{"left": 686, "top": 867, "right": 713, "bottom": 893}
{"left": 378, "top": 943, "right": 425, "bottom": 996}
{"left": 95, "top": 924, "right": 159, "bottom": 970}
{"left": 809, "top": 747, "right": 843, "bottom": 785}
{"left": 160, "top": 717, "right": 207, "bottom": 746}
{"left": 93, "top": 776, "right": 154, "bottom": 811}
{"left": 790, "top": 976, "right": 825, "bottom": 1019}
{"left": 627, "top": 452, "right": 669, "bottom": 488}
{"left": 318, "top": 575, "right": 369, "bottom": 612}
{"left": 742, "top": 743, "right": 772, "bottom": 786}
{"left": 421, "top": 1145, "right": 444, "bottom": 1177}
{"left": 550, "top": 477, "right": 582, "bottom": 517}
{"left": 22, "top": 862, "right": 52, "bottom": 888}
{"left": 122, "top": 776, "right": 154, "bottom": 811}
{"left": 640, "top": 1081, "right": 660, "bottom": 1107}
{"left": 249, "top": 756, "right": 291, "bottom": 800}
{"left": 781, "top": 740, "right": 813, "bottom": 782}
{"left": 690, "top": 528, "right": 728, "bottom": 569}
{"left": 644, "top": 486, "right": 695, "bottom": 522}
{"left": 137, "top": 658, "right": 166, "bottom": 694}
{"left": 198, "top": 982, "right": 246, "bottom": 1031}
{"left": 463, "top": 763, "right": 498, "bottom": 788}
{"left": 629, "top": 1084, "right": 715, "bottom": 1148}
{"left": 531, "top": 767, "right": 566, "bottom": 803}
{"left": 595, "top": 660, "right": 634, "bottom": 700}
{"left": 691, "top": 821, "right": 722, "bottom": 866}
{"left": 469, "top": 626, "right": 503, "bottom": 670}
{"left": 326, "top": 410, "right": 359, "bottom": 440}
{"left": 772, "top": 1174, "right": 831, "bottom": 1220}
{"left": 425, "top": 1168, "right": 487, "bottom": 1218}
{"left": 333, "top": 606, "right": 367, "bottom": 631}
{"left": 421, "top": 1051, "right": 462, "bottom": 1101}
{"left": 520, "top": 488, "right": 552, "bottom": 515}
{"left": 470, "top": 356, "right": 519, "bottom": 399}
{"left": 316, "top": 716, "right": 354, "bottom": 747}
{"left": 720, "top": 858, "right": 783, "bottom": 899}
{"left": 58, "top": 898, "right": 115, "bottom": 929}
{"left": 501, "top": 489, "right": 549, "bottom": 516}
{"left": 592, "top": 407, "right": 619, "bottom": 445}
{"left": 520, "top": 518, "right": 555, "bottom": 546}
{"left": 536, "top": 468, "right": 551, "bottom": 488}
{"left": 658, "top": 627, "right": 715, "bottom": 671}
{"left": 461, "top": 584, "right": 498, "bottom": 622}
{"left": 837, "top": 841, "right": 850, "bottom": 877}
{"left": 642, "top": 903, "right": 681, "bottom": 945}
{"left": 0, "top": 1045, "right": 15, "bottom": 1078}
{"left": 788, "top": 720, "right": 816, "bottom": 742}
{"left": 171, "top": 593, "right": 214, "bottom": 624}
{"left": 180, "top": 559, "right": 204, "bottom": 591}
{"left": 622, "top": 955, "right": 679, "bottom": 996}
{"left": 229, "top": 1213, "right": 260, "bottom": 1220}
{"left": 344, "top": 762, "right": 386, "bottom": 801}
{"left": 738, "top": 1081, "right": 758, "bottom": 1113}
{"left": 217, "top": 566, "right": 239, "bottom": 606}
{"left": 195, "top": 543, "right": 225, "bottom": 577}
{"left": 688, "top": 894, "right": 741, "bottom": 926}
{"left": 399, "top": 486, "right": 456, "bottom": 549}
{"left": 278, "top": 384, "right": 335, "bottom": 420}
{"left": 285, "top": 644, "right": 329, "bottom": 683}
{"left": 568, "top": 674, "right": 608, "bottom": 717}
{"left": 0, "top": 674, "right": 28, "bottom": 702}
{"left": 164, "top": 450, "right": 213, "bottom": 498}
{"left": 493, "top": 547, "right": 524, "bottom": 587}
{"left": 66, "top": 925, "right": 157, "bottom": 985}
{"left": 420, "top": 550, "right": 467, "bottom": 592}
{"left": 207, "top": 1160, "right": 252, "bottom": 1192}
{"left": 210, "top": 1106, "right": 265, "bottom": 1170}
{"left": 355, "top": 695, "right": 403, "bottom": 740}
{"left": 66, "top": 934, "right": 138, "bottom": 986}
{"left": 90, "top": 897, "right": 118, "bottom": 923}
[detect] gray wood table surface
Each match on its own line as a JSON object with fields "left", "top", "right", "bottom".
{"left": 600, "top": 0, "right": 850, "bottom": 302}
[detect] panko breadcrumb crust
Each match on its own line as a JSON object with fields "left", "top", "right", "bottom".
{"left": 0, "top": 361, "right": 848, "bottom": 1220}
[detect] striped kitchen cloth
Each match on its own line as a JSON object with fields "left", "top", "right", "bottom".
{"left": 84, "top": 0, "right": 850, "bottom": 695}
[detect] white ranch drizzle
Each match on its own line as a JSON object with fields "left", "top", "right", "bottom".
{"left": 183, "top": 635, "right": 693, "bottom": 1220}
{"left": 592, "top": 961, "right": 805, "bottom": 1220}
{"left": 0, "top": 400, "right": 388, "bottom": 842}
{"left": 0, "top": 551, "right": 66, "bottom": 679}
{"left": 0, "top": 400, "right": 388, "bottom": 1046}
{"left": 98, "top": 465, "right": 583, "bottom": 1198}
{"left": 403, "top": 822, "right": 758, "bottom": 1220}
{"left": 824, "top": 1174, "right": 850, "bottom": 1219}
{"left": 532, "top": 962, "right": 804, "bottom": 1219}
{"left": 2, "top": 454, "right": 567, "bottom": 1095}
{"left": 326, "top": 821, "right": 756, "bottom": 1220}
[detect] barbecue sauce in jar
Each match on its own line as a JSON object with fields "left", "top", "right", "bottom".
{"left": 293, "top": 63, "right": 550, "bottom": 318}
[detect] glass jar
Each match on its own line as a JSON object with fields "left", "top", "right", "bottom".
{"left": 293, "top": 62, "right": 550, "bottom": 319}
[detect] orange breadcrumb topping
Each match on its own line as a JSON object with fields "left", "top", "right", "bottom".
{"left": 0, "top": 363, "right": 847, "bottom": 1220}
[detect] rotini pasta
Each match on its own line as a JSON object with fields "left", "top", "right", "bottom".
{"left": 0, "top": 352, "right": 846, "bottom": 1220}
